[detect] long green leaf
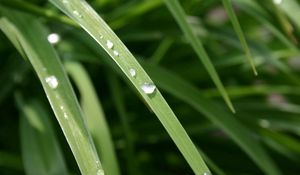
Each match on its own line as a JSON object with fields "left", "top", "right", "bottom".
{"left": 0, "top": 8, "right": 103, "bottom": 175}
{"left": 163, "top": 0, "right": 235, "bottom": 112}
{"left": 49, "top": 0, "right": 210, "bottom": 174}
{"left": 222, "top": 0, "right": 257, "bottom": 75}
{"left": 141, "top": 62, "right": 281, "bottom": 175}
{"left": 16, "top": 95, "right": 69, "bottom": 175}
{"left": 65, "top": 61, "right": 121, "bottom": 175}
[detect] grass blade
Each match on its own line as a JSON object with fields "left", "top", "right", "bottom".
{"left": 49, "top": 0, "right": 210, "bottom": 174}
{"left": 0, "top": 8, "right": 103, "bottom": 175}
{"left": 163, "top": 0, "right": 235, "bottom": 112}
{"left": 65, "top": 61, "right": 121, "bottom": 175}
{"left": 222, "top": 0, "right": 257, "bottom": 75}
{"left": 16, "top": 95, "right": 69, "bottom": 175}
{"left": 141, "top": 62, "right": 281, "bottom": 175}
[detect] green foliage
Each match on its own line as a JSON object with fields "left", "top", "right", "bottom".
{"left": 1, "top": 0, "right": 300, "bottom": 175}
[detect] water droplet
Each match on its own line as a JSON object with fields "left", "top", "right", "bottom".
{"left": 60, "top": 106, "right": 64, "bottom": 110}
{"left": 63, "top": 113, "right": 68, "bottom": 119}
{"left": 47, "top": 33, "right": 60, "bottom": 44}
{"left": 106, "top": 40, "right": 114, "bottom": 49}
{"left": 113, "top": 51, "right": 119, "bottom": 56}
{"left": 273, "top": 0, "right": 283, "bottom": 5}
{"left": 45, "top": 75, "right": 58, "bottom": 89}
{"left": 100, "top": 35, "right": 103, "bottom": 39}
{"left": 141, "top": 83, "right": 156, "bottom": 94}
{"left": 129, "top": 68, "right": 136, "bottom": 77}
{"left": 73, "top": 10, "right": 82, "bottom": 18}
{"left": 96, "top": 169, "right": 104, "bottom": 175}
{"left": 62, "top": 0, "right": 68, "bottom": 4}
{"left": 203, "top": 172, "right": 211, "bottom": 175}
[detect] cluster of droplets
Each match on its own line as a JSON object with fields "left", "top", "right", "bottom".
{"left": 60, "top": 0, "right": 157, "bottom": 96}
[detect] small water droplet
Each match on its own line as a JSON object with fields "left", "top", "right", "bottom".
{"left": 100, "top": 35, "right": 103, "bottom": 39}
{"left": 129, "top": 68, "right": 136, "bottom": 77}
{"left": 203, "top": 172, "right": 211, "bottom": 175}
{"left": 113, "top": 50, "right": 119, "bottom": 56}
{"left": 63, "top": 113, "right": 68, "bottom": 119}
{"left": 47, "top": 33, "right": 60, "bottom": 44}
{"left": 106, "top": 40, "right": 114, "bottom": 49}
{"left": 141, "top": 83, "right": 156, "bottom": 94}
{"left": 96, "top": 169, "right": 104, "bottom": 175}
{"left": 45, "top": 75, "right": 58, "bottom": 89}
{"left": 73, "top": 10, "right": 82, "bottom": 18}
{"left": 273, "top": 0, "right": 283, "bottom": 5}
{"left": 60, "top": 106, "right": 64, "bottom": 110}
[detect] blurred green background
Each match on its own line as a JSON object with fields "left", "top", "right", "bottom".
{"left": 1, "top": 0, "right": 300, "bottom": 174}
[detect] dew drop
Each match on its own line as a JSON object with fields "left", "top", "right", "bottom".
{"left": 96, "top": 169, "right": 104, "bottom": 175}
{"left": 113, "top": 50, "right": 119, "bottom": 56}
{"left": 273, "top": 0, "right": 283, "bottom": 5}
{"left": 62, "top": 0, "right": 68, "bottom": 4}
{"left": 106, "top": 40, "right": 114, "bottom": 49}
{"left": 60, "top": 106, "right": 64, "bottom": 110}
{"left": 63, "top": 113, "right": 68, "bottom": 119}
{"left": 100, "top": 35, "right": 103, "bottom": 39}
{"left": 47, "top": 33, "right": 60, "bottom": 44}
{"left": 141, "top": 83, "right": 156, "bottom": 94}
{"left": 203, "top": 172, "right": 211, "bottom": 175}
{"left": 129, "top": 68, "right": 136, "bottom": 77}
{"left": 73, "top": 10, "right": 82, "bottom": 18}
{"left": 45, "top": 75, "right": 58, "bottom": 89}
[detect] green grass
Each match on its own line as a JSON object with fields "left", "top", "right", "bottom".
{"left": 1, "top": 0, "right": 300, "bottom": 174}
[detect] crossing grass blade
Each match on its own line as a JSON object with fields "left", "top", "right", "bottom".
{"left": 0, "top": 8, "right": 103, "bottom": 175}
{"left": 222, "top": 0, "right": 258, "bottom": 75}
{"left": 65, "top": 61, "right": 121, "bottom": 175}
{"left": 163, "top": 0, "right": 235, "bottom": 112}
{"left": 49, "top": 0, "right": 211, "bottom": 174}
{"left": 141, "top": 62, "right": 282, "bottom": 175}
{"left": 16, "top": 95, "right": 69, "bottom": 175}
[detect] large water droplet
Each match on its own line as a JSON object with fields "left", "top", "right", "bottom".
{"left": 106, "top": 40, "right": 114, "bottom": 49}
{"left": 113, "top": 50, "right": 119, "bottom": 56}
{"left": 129, "top": 68, "right": 136, "bottom": 77}
{"left": 47, "top": 33, "right": 60, "bottom": 44}
{"left": 96, "top": 169, "right": 104, "bottom": 175}
{"left": 141, "top": 83, "right": 156, "bottom": 94}
{"left": 273, "top": 0, "right": 283, "bottom": 5}
{"left": 73, "top": 10, "right": 82, "bottom": 18}
{"left": 45, "top": 75, "right": 58, "bottom": 89}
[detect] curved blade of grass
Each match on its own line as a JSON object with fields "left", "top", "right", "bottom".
{"left": 222, "top": 0, "right": 257, "bottom": 75}
{"left": 49, "top": 0, "right": 210, "bottom": 174}
{"left": 0, "top": 8, "right": 103, "bottom": 175}
{"left": 65, "top": 61, "right": 121, "bottom": 175}
{"left": 163, "top": 0, "right": 235, "bottom": 112}
{"left": 16, "top": 95, "right": 69, "bottom": 175}
{"left": 141, "top": 62, "right": 281, "bottom": 175}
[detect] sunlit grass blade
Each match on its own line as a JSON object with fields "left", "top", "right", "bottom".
{"left": 0, "top": 8, "right": 103, "bottom": 174}
{"left": 16, "top": 95, "right": 69, "bottom": 175}
{"left": 49, "top": 0, "right": 210, "bottom": 174}
{"left": 222, "top": 0, "right": 257, "bottom": 75}
{"left": 65, "top": 61, "right": 121, "bottom": 175}
{"left": 141, "top": 62, "right": 281, "bottom": 175}
{"left": 163, "top": 0, "right": 235, "bottom": 112}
